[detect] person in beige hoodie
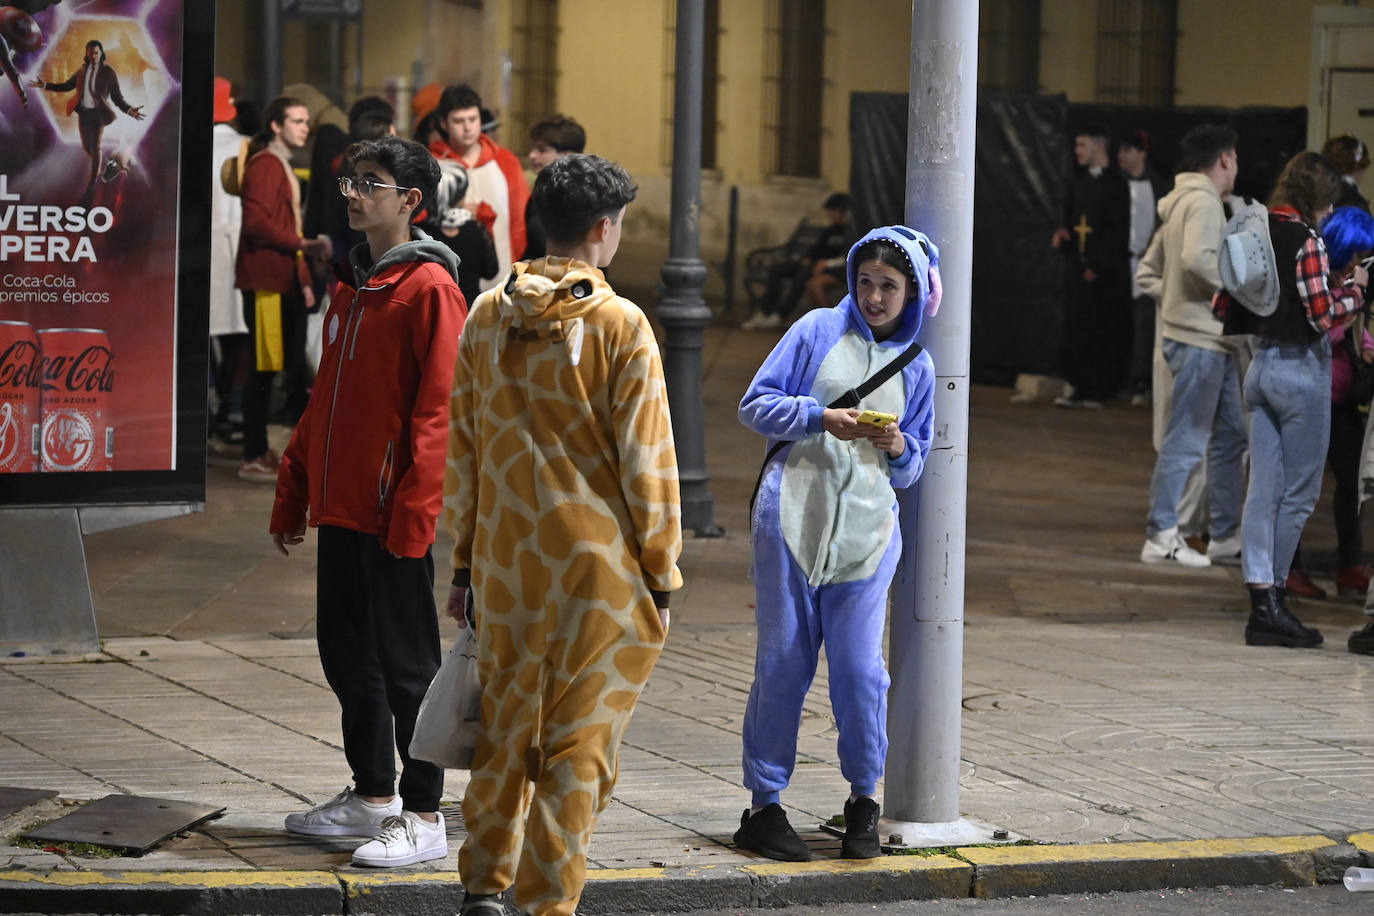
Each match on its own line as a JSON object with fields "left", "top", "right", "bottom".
{"left": 1135, "top": 124, "right": 1246, "bottom": 568}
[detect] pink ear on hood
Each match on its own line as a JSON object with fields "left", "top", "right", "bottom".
{"left": 925, "top": 265, "right": 942, "bottom": 316}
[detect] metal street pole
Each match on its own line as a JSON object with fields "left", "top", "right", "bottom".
{"left": 658, "top": 0, "right": 722, "bottom": 538}
{"left": 881, "top": 0, "right": 1002, "bottom": 847}
{"left": 262, "top": 0, "right": 282, "bottom": 105}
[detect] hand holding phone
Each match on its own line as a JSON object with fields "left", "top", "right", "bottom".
{"left": 854, "top": 410, "right": 897, "bottom": 428}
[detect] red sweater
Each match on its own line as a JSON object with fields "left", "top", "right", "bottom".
{"left": 235, "top": 149, "right": 310, "bottom": 293}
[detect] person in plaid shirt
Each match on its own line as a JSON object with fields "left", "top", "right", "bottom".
{"left": 1238, "top": 152, "right": 1370, "bottom": 649}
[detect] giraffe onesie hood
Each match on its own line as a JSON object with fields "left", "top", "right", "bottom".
{"left": 444, "top": 256, "right": 682, "bottom": 916}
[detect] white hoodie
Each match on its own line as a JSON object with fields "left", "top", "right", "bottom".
{"left": 1135, "top": 172, "right": 1227, "bottom": 352}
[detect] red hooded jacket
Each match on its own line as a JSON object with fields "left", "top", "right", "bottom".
{"left": 270, "top": 235, "right": 468, "bottom": 557}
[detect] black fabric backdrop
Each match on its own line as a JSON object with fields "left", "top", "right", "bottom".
{"left": 848, "top": 92, "right": 1308, "bottom": 385}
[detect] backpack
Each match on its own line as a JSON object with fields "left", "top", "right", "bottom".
{"left": 1216, "top": 197, "right": 1280, "bottom": 317}
{"left": 219, "top": 137, "right": 251, "bottom": 196}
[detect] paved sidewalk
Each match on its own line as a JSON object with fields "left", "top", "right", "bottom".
{"left": 5, "top": 326, "right": 1374, "bottom": 913}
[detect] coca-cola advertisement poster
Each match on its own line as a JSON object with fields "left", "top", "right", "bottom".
{"left": 0, "top": 0, "right": 210, "bottom": 504}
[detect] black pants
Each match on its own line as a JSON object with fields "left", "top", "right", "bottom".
{"left": 211, "top": 333, "right": 250, "bottom": 424}
{"left": 76, "top": 107, "right": 104, "bottom": 201}
{"left": 1293, "top": 399, "right": 1366, "bottom": 574}
{"left": 761, "top": 261, "right": 808, "bottom": 319}
{"left": 316, "top": 525, "right": 443, "bottom": 812}
{"left": 1061, "top": 268, "right": 1131, "bottom": 401}
{"left": 1330, "top": 399, "right": 1365, "bottom": 568}
{"left": 241, "top": 288, "right": 306, "bottom": 460}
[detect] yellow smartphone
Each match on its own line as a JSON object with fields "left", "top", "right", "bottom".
{"left": 854, "top": 410, "right": 897, "bottom": 428}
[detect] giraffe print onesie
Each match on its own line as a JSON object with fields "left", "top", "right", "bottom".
{"left": 443, "top": 256, "right": 682, "bottom": 916}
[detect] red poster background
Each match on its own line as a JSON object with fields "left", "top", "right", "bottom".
{"left": 0, "top": 0, "right": 184, "bottom": 473}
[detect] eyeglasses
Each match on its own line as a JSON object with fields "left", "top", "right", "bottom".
{"left": 338, "top": 176, "right": 413, "bottom": 198}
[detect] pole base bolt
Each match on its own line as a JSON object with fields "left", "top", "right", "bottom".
{"left": 992, "top": 829, "right": 1009, "bottom": 840}
{"left": 887, "top": 834, "right": 903, "bottom": 845}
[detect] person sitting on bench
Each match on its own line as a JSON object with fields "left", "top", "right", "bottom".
{"left": 743, "top": 192, "right": 853, "bottom": 330}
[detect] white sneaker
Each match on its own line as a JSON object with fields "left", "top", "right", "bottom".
{"left": 1206, "top": 534, "right": 1242, "bottom": 565}
{"left": 351, "top": 811, "right": 448, "bottom": 867}
{"left": 284, "top": 787, "right": 401, "bottom": 837}
{"left": 742, "top": 312, "right": 782, "bottom": 330}
{"left": 1141, "top": 527, "right": 1211, "bottom": 567}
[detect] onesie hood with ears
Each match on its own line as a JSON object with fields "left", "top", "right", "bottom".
{"left": 843, "top": 225, "right": 942, "bottom": 344}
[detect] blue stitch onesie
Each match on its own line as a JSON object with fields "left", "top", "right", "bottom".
{"left": 738, "top": 226, "right": 938, "bottom": 808}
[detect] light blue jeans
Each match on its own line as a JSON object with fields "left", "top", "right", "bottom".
{"left": 1146, "top": 339, "right": 1247, "bottom": 538}
{"left": 1240, "top": 338, "right": 1333, "bottom": 586}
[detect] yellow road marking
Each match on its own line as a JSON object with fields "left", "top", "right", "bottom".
{"left": 959, "top": 835, "right": 1336, "bottom": 866}
{"left": 742, "top": 854, "right": 968, "bottom": 876}
{"left": 0, "top": 870, "right": 336, "bottom": 888}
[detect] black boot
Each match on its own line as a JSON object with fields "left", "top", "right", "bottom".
{"left": 1245, "top": 586, "right": 1322, "bottom": 648}
{"left": 840, "top": 796, "right": 881, "bottom": 859}
{"left": 1349, "top": 620, "right": 1374, "bottom": 655}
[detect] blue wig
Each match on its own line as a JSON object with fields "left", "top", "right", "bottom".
{"left": 1320, "top": 206, "right": 1374, "bottom": 271}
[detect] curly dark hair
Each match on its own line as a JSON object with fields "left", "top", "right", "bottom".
{"left": 344, "top": 136, "right": 442, "bottom": 217}
{"left": 1269, "top": 151, "right": 1344, "bottom": 227}
{"left": 533, "top": 154, "right": 637, "bottom": 246}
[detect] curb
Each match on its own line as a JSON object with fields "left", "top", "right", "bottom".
{"left": 1, "top": 833, "right": 1370, "bottom": 914}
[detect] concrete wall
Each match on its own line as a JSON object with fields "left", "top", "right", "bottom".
{"left": 552, "top": 0, "right": 912, "bottom": 301}
{"left": 1038, "top": 0, "right": 1098, "bottom": 102}
{"left": 1038, "top": 0, "right": 1374, "bottom": 107}
{"left": 215, "top": 1, "right": 1374, "bottom": 305}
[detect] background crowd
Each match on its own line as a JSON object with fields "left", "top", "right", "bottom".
{"left": 1040, "top": 121, "right": 1374, "bottom": 654}
{"left": 208, "top": 76, "right": 587, "bottom": 485}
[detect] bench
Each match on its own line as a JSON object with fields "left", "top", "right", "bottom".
{"left": 742, "top": 218, "right": 823, "bottom": 314}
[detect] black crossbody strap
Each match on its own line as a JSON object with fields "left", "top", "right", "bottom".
{"left": 748, "top": 341, "right": 924, "bottom": 521}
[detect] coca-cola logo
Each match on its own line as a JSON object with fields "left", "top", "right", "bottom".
{"left": 0, "top": 340, "right": 39, "bottom": 390}
{"left": 42, "top": 408, "right": 92, "bottom": 471}
{"left": 0, "top": 402, "right": 18, "bottom": 466}
{"left": 35, "top": 345, "right": 113, "bottom": 394}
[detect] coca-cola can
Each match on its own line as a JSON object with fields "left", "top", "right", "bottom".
{"left": 37, "top": 327, "right": 114, "bottom": 473}
{"left": 0, "top": 319, "right": 39, "bottom": 473}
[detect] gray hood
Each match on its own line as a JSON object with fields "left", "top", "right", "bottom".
{"left": 349, "top": 228, "right": 460, "bottom": 288}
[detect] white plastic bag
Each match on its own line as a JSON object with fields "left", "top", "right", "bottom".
{"left": 304, "top": 301, "right": 325, "bottom": 373}
{"left": 408, "top": 625, "right": 482, "bottom": 769}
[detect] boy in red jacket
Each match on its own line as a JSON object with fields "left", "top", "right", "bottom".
{"left": 269, "top": 136, "right": 468, "bottom": 868}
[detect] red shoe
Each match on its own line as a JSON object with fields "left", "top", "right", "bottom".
{"left": 1337, "top": 565, "right": 1371, "bottom": 601}
{"left": 1285, "top": 567, "right": 1328, "bottom": 601}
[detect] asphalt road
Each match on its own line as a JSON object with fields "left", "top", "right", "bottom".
{"left": 684, "top": 885, "right": 1368, "bottom": 914}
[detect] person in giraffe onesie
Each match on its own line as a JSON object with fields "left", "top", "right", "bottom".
{"left": 442, "top": 153, "right": 682, "bottom": 916}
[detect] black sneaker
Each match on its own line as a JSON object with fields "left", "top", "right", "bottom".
{"left": 733, "top": 804, "right": 811, "bottom": 862}
{"left": 1349, "top": 621, "right": 1374, "bottom": 655}
{"left": 840, "top": 796, "right": 881, "bottom": 859}
{"left": 459, "top": 891, "right": 504, "bottom": 915}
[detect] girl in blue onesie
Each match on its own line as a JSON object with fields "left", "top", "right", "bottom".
{"left": 734, "top": 226, "right": 939, "bottom": 862}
